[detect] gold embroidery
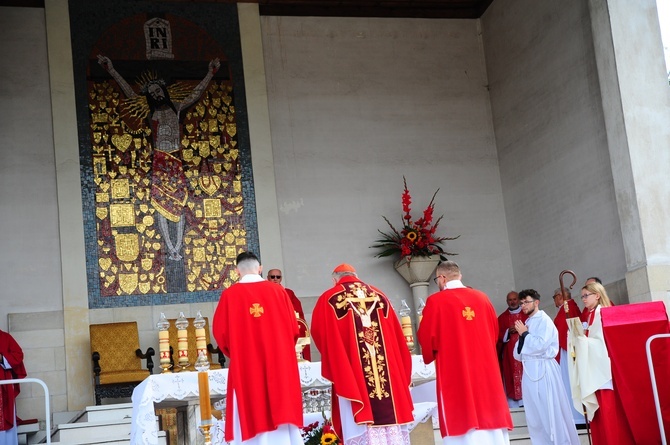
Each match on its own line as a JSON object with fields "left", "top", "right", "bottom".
{"left": 249, "top": 303, "right": 264, "bottom": 317}
{"left": 462, "top": 307, "right": 475, "bottom": 320}
{"left": 344, "top": 284, "right": 390, "bottom": 400}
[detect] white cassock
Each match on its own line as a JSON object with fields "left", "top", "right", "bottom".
{"left": 514, "top": 311, "right": 580, "bottom": 445}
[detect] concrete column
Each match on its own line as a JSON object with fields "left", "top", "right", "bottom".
{"left": 238, "top": 4, "right": 284, "bottom": 269}
{"left": 45, "top": 0, "right": 93, "bottom": 409}
{"left": 588, "top": 0, "right": 670, "bottom": 308}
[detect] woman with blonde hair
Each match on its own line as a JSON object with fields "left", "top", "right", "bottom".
{"left": 567, "top": 282, "right": 634, "bottom": 444}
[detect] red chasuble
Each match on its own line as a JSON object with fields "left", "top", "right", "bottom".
{"left": 286, "top": 288, "right": 311, "bottom": 361}
{"left": 418, "top": 287, "right": 513, "bottom": 438}
{"left": 212, "top": 279, "right": 303, "bottom": 442}
{"left": 553, "top": 299, "right": 581, "bottom": 362}
{"left": 311, "top": 276, "right": 414, "bottom": 439}
{"left": 497, "top": 308, "right": 526, "bottom": 401}
{"left": 0, "top": 330, "right": 26, "bottom": 431}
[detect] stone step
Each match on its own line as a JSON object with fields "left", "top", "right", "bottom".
{"left": 510, "top": 408, "right": 526, "bottom": 426}
{"left": 44, "top": 403, "right": 164, "bottom": 445}
{"left": 53, "top": 419, "right": 133, "bottom": 443}
{"left": 509, "top": 430, "right": 591, "bottom": 444}
{"left": 85, "top": 403, "right": 134, "bottom": 422}
{"left": 47, "top": 433, "right": 167, "bottom": 445}
{"left": 433, "top": 429, "right": 591, "bottom": 444}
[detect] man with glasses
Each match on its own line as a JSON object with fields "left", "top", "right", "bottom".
{"left": 267, "top": 268, "right": 310, "bottom": 360}
{"left": 513, "top": 289, "right": 580, "bottom": 445}
{"left": 418, "top": 261, "right": 512, "bottom": 445}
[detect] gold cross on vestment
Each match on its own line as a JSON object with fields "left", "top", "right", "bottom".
{"left": 249, "top": 303, "right": 264, "bottom": 317}
{"left": 462, "top": 306, "right": 475, "bottom": 320}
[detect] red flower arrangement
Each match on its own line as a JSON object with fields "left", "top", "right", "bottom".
{"left": 372, "top": 177, "right": 458, "bottom": 259}
{"left": 301, "top": 419, "right": 339, "bottom": 445}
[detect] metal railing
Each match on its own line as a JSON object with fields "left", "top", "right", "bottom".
{"left": 646, "top": 333, "right": 670, "bottom": 445}
{"left": 0, "top": 377, "right": 51, "bottom": 444}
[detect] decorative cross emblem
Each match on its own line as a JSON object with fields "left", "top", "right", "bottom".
{"left": 249, "top": 303, "right": 264, "bottom": 317}
{"left": 462, "top": 307, "right": 475, "bottom": 320}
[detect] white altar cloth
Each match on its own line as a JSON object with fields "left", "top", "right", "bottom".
{"left": 130, "top": 356, "right": 436, "bottom": 445}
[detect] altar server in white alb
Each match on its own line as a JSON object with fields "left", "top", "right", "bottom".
{"left": 513, "top": 289, "right": 580, "bottom": 445}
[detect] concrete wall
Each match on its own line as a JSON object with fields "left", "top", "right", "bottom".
{"left": 481, "top": 0, "right": 628, "bottom": 308}
{"left": 261, "top": 16, "right": 515, "bottom": 310}
{"left": 0, "top": 7, "right": 63, "bottom": 332}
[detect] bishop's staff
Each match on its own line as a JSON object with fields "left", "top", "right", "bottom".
{"left": 559, "top": 269, "right": 592, "bottom": 445}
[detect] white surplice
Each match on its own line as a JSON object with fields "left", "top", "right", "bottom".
{"left": 513, "top": 310, "right": 580, "bottom": 445}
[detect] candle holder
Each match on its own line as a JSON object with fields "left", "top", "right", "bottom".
{"left": 194, "top": 310, "right": 209, "bottom": 363}
{"left": 156, "top": 312, "right": 172, "bottom": 373}
{"left": 295, "top": 314, "right": 311, "bottom": 362}
{"left": 175, "top": 312, "right": 190, "bottom": 372}
{"left": 198, "top": 419, "right": 213, "bottom": 445}
{"left": 399, "top": 300, "right": 415, "bottom": 353}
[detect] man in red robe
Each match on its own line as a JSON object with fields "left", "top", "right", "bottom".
{"left": 0, "top": 329, "right": 27, "bottom": 444}
{"left": 267, "top": 268, "right": 311, "bottom": 361}
{"left": 212, "top": 252, "right": 303, "bottom": 445}
{"left": 418, "top": 261, "right": 513, "bottom": 445}
{"left": 311, "top": 263, "right": 414, "bottom": 445}
{"left": 497, "top": 291, "right": 526, "bottom": 408}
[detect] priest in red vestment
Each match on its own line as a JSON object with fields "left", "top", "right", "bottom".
{"left": 497, "top": 291, "right": 526, "bottom": 408}
{"left": 418, "top": 261, "right": 513, "bottom": 445}
{"left": 212, "top": 252, "right": 303, "bottom": 445}
{"left": 311, "top": 263, "right": 414, "bottom": 445}
{"left": 267, "top": 268, "right": 311, "bottom": 361}
{"left": 0, "top": 329, "right": 27, "bottom": 444}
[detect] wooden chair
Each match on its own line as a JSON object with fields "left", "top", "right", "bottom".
{"left": 167, "top": 316, "right": 225, "bottom": 371}
{"left": 89, "top": 321, "right": 155, "bottom": 405}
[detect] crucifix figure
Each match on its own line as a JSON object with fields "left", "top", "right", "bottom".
{"left": 97, "top": 54, "right": 220, "bottom": 262}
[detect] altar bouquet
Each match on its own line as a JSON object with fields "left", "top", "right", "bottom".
{"left": 301, "top": 419, "right": 339, "bottom": 445}
{"left": 371, "top": 176, "right": 458, "bottom": 260}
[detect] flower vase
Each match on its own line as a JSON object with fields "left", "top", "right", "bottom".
{"left": 393, "top": 255, "right": 440, "bottom": 345}
{"left": 393, "top": 255, "right": 441, "bottom": 284}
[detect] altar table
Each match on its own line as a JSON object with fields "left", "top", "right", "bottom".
{"left": 130, "top": 356, "right": 436, "bottom": 445}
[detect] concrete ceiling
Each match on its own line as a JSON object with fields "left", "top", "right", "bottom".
{"left": 1, "top": 0, "right": 495, "bottom": 19}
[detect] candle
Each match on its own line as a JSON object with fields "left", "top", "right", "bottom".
{"left": 159, "top": 330, "right": 170, "bottom": 366}
{"left": 195, "top": 327, "right": 207, "bottom": 356}
{"left": 198, "top": 371, "right": 212, "bottom": 421}
{"left": 401, "top": 315, "right": 413, "bottom": 337}
{"left": 178, "top": 328, "right": 189, "bottom": 365}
